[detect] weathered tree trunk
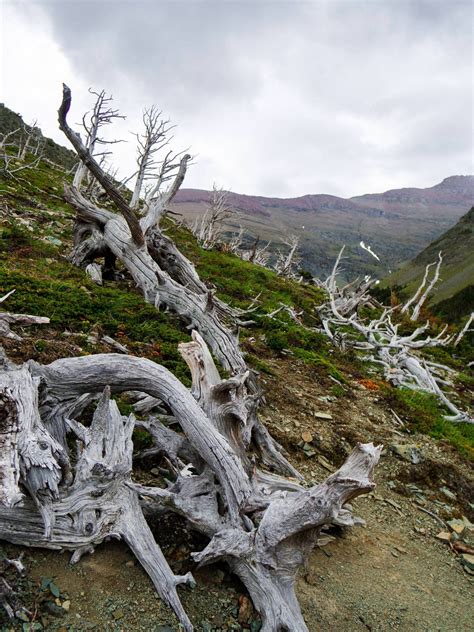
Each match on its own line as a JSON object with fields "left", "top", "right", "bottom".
{"left": 0, "top": 333, "right": 381, "bottom": 631}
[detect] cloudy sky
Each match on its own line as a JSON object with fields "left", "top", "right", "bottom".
{"left": 2, "top": 0, "right": 472, "bottom": 197}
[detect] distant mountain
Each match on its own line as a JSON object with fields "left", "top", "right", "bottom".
{"left": 385, "top": 207, "right": 474, "bottom": 320}
{"left": 173, "top": 177, "right": 474, "bottom": 279}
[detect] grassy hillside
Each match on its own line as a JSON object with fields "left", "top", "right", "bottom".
{"left": 385, "top": 207, "right": 474, "bottom": 319}
{"left": 0, "top": 103, "right": 77, "bottom": 170}
{"left": 0, "top": 123, "right": 472, "bottom": 461}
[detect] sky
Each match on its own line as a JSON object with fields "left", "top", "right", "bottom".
{"left": 1, "top": 0, "right": 473, "bottom": 198}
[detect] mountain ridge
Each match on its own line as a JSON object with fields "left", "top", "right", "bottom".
{"left": 173, "top": 176, "right": 474, "bottom": 279}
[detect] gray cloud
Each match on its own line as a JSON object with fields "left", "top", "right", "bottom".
{"left": 8, "top": 0, "right": 473, "bottom": 196}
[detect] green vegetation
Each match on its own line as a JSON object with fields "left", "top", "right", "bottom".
{"left": 383, "top": 386, "right": 474, "bottom": 459}
{"left": 432, "top": 284, "right": 474, "bottom": 325}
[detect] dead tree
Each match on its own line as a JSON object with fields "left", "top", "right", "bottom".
{"left": 454, "top": 312, "right": 474, "bottom": 347}
{"left": 130, "top": 106, "right": 188, "bottom": 212}
{"left": 400, "top": 252, "right": 443, "bottom": 321}
{"left": 59, "top": 85, "right": 296, "bottom": 475}
{"left": 241, "top": 236, "right": 271, "bottom": 267}
{"left": 0, "top": 124, "right": 43, "bottom": 177}
{"left": 16, "top": 120, "right": 42, "bottom": 162}
{"left": 317, "top": 248, "right": 472, "bottom": 424}
{"left": 0, "top": 290, "right": 49, "bottom": 341}
{"left": 72, "top": 88, "right": 125, "bottom": 192}
{"left": 226, "top": 226, "right": 245, "bottom": 254}
{"left": 274, "top": 235, "right": 300, "bottom": 278}
{"left": 58, "top": 85, "right": 246, "bottom": 373}
{"left": 0, "top": 322, "right": 381, "bottom": 631}
{"left": 192, "top": 185, "right": 236, "bottom": 250}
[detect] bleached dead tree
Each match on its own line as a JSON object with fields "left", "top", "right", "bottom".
{"left": 129, "top": 106, "right": 189, "bottom": 212}
{"left": 192, "top": 185, "right": 236, "bottom": 250}
{"left": 60, "top": 86, "right": 240, "bottom": 369}
{"left": 400, "top": 251, "right": 443, "bottom": 321}
{"left": 454, "top": 312, "right": 474, "bottom": 347}
{"left": 317, "top": 248, "right": 472, "bottom": 424}
{"left": 226, "top": 225, "right": 245, "bottom": 254}
{"left": 274, "top": 235, "right": 300, "bottom": 278}
{"left": 0, "top": 123, "right": 43, "bottom": 177}
{"left": 0, "top": 318, "right": 382, "bottom": 631}
{"left": 0, "top": 290, "right": 50, "bottom": 340}
{"left": 59, "top": 85, "right": 296, "bottom": 472}
{"left": 72, "top": 88, "right": 125, "bottom": 197}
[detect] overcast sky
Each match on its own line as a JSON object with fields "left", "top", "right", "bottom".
{"left": 2, "top": 0, "right": 472, "bottom": 197}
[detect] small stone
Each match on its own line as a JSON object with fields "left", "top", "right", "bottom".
{"left": 125, "top": 560, "right": 135, "bottom": 567}
{"left": 317, "top": 455, "right": 333, "bottom": 471}
{"left": 440, "top": 486, "right": 456, "bottom": 501}
{"left": 389, "top": 444, "right": 422, "bottom": 464}
{"left": 447, "top": 519, "right": 466, "bottom": 535}
{"left": 301, "top": 431, "right": 313, "bottom": 443}
{"left": 460, "top": 553, "right": 474, "bottom": 571}
{"left": 112, "top": 609, "right": 124, "bottom": 620}
{"left": 436, "top": 531, "right": 451, "bottom": 543}
{"left": 461, "top": 515, "right": 474, "bottom": 529}
{"left": 46, "top": 236, "right": 62, "bottom": 246}
{"left": 314, "top": 412, "right": 333, "bottom": 420}
{"left": 62, "top": 600, "right": 71, "bottom": 612}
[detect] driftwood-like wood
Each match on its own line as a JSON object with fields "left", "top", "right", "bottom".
{"left": 1, "top": 334, "right": 381, "bottom": 631}
{"left": 58, "top": 86, "right": 248, "bottom": 376}
{"left": 317, "top": 248, "right": 473, "bottom": 424}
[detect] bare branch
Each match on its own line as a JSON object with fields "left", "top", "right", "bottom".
{"left": 58, "top": 84, "right": 145, "bottom": 247}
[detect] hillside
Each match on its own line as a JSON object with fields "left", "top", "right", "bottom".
{"left": 0, "top": 104, "right": 77, "bottom": 170}
{"left": 1, "top": 117, "right": 473, "bottom": 632}
{"left": 173, "top": 177, "right": 474, "bottom": 279}
{"left": 385, "top": 207, "right": 474, "bottom": 319}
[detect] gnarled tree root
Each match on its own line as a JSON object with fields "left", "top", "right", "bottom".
{"left": 1, "top": 341, "right": 381, "bottom": 631}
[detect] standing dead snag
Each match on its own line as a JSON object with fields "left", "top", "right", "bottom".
{"left": 274, "top": 235, "right": 300, "bottom": 278}
{"left": 400, "top": 251, "right": 443, "bottom": 321}
{"left": 192, "top": 184, "right": 237, "bottom": 250}
{"left": 0, "top": 331, "right": 381, "bottom": 631}
{"left": 58, "top": 84, "right": 247, "bottom": 374}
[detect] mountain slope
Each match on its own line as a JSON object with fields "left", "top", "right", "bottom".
{"left": 173, "top": 177, "right": 474, "bottom": 279}
{"left": 385, "top": 206, "right": 474, "bottom": 317}
{"left": 0, "top": 103, "right": 77, "bottom": 170}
